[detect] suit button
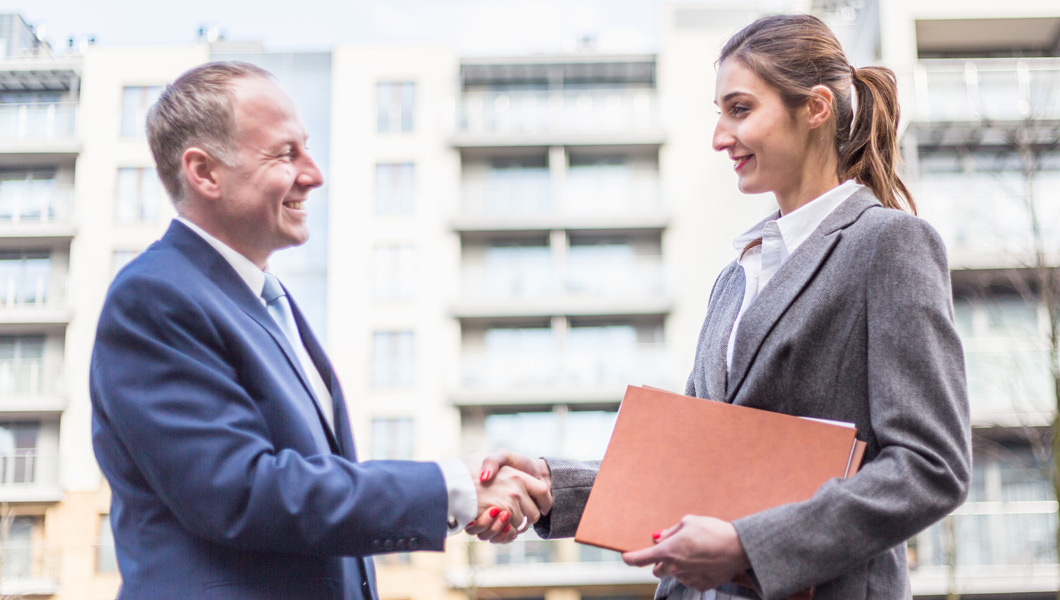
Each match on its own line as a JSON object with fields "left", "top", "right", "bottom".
{"left": 370, "top": 540, "right": 382, "bottom": 552}
{"left": 396, "top": 538, "right": 407, "bottom": 551}
{"left": 408, "top": 537, "right": 419, "bottom": 550}
{"left": 383, "top": 540, "right": 394, "bottom": 551}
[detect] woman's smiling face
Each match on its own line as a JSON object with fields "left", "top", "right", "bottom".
{"left": 712, "top": 58, "right": 814, "bottom": 204}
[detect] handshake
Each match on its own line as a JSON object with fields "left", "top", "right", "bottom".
{"left": 462, "top": 449, "right": 551, "bottom": 544}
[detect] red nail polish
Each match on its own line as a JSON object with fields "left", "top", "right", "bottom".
{"left": 480, "top": 470, "right": 491, "bottom": 482}
{"left": 502, "top": 524, "right": 511, "bottom": 534}
{"left": 488, "top": 507, "right": 500, "bottom": 519}
{"left": 499, "top": 511, "right": 510, "bottom": 523}
{"left": 652, "top": 530, "right": 662, "bottom": 541}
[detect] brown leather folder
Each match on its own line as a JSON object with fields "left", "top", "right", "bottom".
{"left": 575, "top": 385, "right": 866, "bottom": 599}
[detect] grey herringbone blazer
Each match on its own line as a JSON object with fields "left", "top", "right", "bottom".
{"left": 537, "top": 189, "right": 972, "bottom": 600}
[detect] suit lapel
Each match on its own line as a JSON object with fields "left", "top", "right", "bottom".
{"left": 726, "top": 189, "right": 880, "bottom": 400}
{"left": 165, "top": 221, "right": 341, "bottom": 454}
{"left": 699, "top": 265, "right": 744, "bottom": 401}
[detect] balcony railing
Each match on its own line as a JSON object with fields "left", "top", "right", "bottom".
{"left": 458, "top": 88, "right": 660, "bottom": 137}
{"left": 916, "top": 182, "right": 1060, "bottom": 261}
{"left": 459, "top": 343, "right": 675, "bottom": 391}
{"left": 0, "top": 274, "right": 65, "bottom": 311}
{"left": 460, "top": 257, "right": 666, "bottom": 302}
{"left": 913, "top": 58, "right": 1060, "bottom": 123}
{"left": 0, "top": 544, "right": 59, "bottom": 596}
{"left": 0, "top": 103, "right": 78, "bottom": 141}
{"left": 0, "top": 452, "right": 57, "bottom": 488}
{"left": 459, "top": 170, "right": 664, "bottom": 220}
{"left": 0, "top": 361, "right": 63, "bottom": 399}
{"left": 0, "top": 184, "right": 74, "bottom": 226}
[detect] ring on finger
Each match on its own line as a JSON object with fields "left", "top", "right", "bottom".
{"left": 516, "top": 516, "right": 531, "bottom": 533}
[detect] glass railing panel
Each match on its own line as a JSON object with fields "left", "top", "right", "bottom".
{"left": 0, "top": 184, "right": 74, "bottom": 224}
{"left": 0, "top": 103, "right": 77, "bottom": 140}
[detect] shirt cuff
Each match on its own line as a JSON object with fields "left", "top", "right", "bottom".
{"left": 437, "top": 458, "right": 477, "bottom": 536}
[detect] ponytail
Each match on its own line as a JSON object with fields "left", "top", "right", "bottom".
{"left": 839, "top": 67, "right": 916, "bottom": 214}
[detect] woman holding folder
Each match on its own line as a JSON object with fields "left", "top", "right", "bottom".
{"left": 472, "top": 13, "right": 971, "bottom": 600}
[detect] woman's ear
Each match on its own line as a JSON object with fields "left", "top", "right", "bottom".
{"left": 182, "top": 147, "right": 223, "bottom": 200}
{"left": 806, "top": 84, "right": 835, "bottom": 130}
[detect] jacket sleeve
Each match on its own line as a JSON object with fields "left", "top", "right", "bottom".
{"left": 532, "top": 458, "right": 600, "bottom": 539}
{"left": 90, "top": 273, "right": 449, "bottom": 556}
{"left": 731, "top": 216, "right": 972, "bottom": 598}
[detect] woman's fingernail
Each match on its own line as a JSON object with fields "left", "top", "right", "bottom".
{"left": 488, "top": 507, "right": 500, "bottom": 519}
{"left": 499, "top": 511, "right": 510, "bottom": 523}
{"left": 652, "top": 530, "right": 662, "bottom": 541}
{"left": 480, "top": 470, "right": 491, "bottom": 482}
{"left": 502, "top": 524, "right": 511, "bottom": 534}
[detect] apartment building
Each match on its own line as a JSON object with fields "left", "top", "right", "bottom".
{"left": 0, "top": 1, "right": 1057, "bottom": 598}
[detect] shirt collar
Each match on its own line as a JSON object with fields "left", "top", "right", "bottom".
{"left": 177, "top": 217, "right": 267, "bottom": 298}
{"left": 731, "top": 180, "right": 863, "bottom": 259}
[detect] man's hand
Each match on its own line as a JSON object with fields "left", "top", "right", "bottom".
{"left": 464, "top": 449, "right": 553, "bottom": 543}
{"left": 621, "top": 515, "right": 751, "bottom": 592}
{"left": 462, "top": 453, "right": 552, "bottom": 543}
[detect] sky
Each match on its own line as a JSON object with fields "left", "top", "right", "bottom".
{"left": 1, "top": 0, "right": 688, "bottom": 56}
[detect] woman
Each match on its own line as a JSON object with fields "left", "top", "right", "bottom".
{"left": 472, "top": 14, "right": 971, "bottom": 600}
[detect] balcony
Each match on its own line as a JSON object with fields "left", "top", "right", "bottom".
{"left": 0, "top": 362, "right": 66, "bottom": 413}
{"left": 453, "top": 343, "right": 677, "bottom": 405}
{"left": 961, "top": 343, "right": 1053, "bottom": 427}
{"left": 0, "top": 544, "right": 60, "bottom": 597}
{"left": 454, "top": 88, "right": 663, "bottom": 147}
{"left": 0, "top": 452, "right": 62, "bottom": 502}
{"left": 0, "top": 184, "right": 76, "bottom": 240}
{"left": 916, "top": 182, "right": 1060, "bottom": 269}
{"left": 0, "top": 275, "right": 71, "bottom": 326}
{"left": 0, "top": 103, "right": 79, "bottom": 154}
{"left": 910, "top": 58, "right": 1060, "bottom": 146}
{"left": 454, "top": 171, "right": 667, "bottom": 232}
{"left": 453, "top": 258, "right": 670, "bottom": 318}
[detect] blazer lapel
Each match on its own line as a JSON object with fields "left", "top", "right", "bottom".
{"left": 726, "top": 189, "right": 880, "bottom": 400}
{"left": 288, "top": 296, "right": 356, "bottom": 460}
{"left": 698, "top": 264, "right": 745, "bottom": 401}
{"left": 165, "top": 222, "right": 341, "bottom": 453}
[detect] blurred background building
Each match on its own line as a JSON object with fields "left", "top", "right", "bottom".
{"left": 0, "top": 0, "right": 1057, "bottom": 597}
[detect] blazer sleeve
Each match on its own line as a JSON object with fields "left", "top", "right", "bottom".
{"left": 731, "top": 216, "right": 972, "bottom": 598}
{"left": 90, "top": 273, "right": 449, "bottom": 556}
{"left": 532, "top": 458, "right": 600, "bottom": 539}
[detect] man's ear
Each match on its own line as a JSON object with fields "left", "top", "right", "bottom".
{"left": 182, "top": 147, "right": 223, "bottom": 200}
{"left": 806, "top": 84, "right": 835, "bottom": 130}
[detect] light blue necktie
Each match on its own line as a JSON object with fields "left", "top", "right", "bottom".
{"left": 261, "top": 273, "right": 334, "bottom": 429}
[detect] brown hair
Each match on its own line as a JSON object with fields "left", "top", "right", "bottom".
{"left": 720, "top": 14, "right": 915, "bottom": 214}
{"left": 146, "top": 61, "right": 272, "bottom": 204}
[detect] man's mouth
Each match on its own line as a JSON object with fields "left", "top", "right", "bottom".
{"left": 283, "top": 201, "right": 304, "bottom": 210}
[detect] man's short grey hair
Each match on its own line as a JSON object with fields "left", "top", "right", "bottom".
{"left": 146, "top": 61, "right": 273, "bottom": 204}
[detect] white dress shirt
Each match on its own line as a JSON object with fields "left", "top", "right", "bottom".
{"left": 726, "top": 180, "right": 863, "bottom": 371}
{"left": 176, "top": 217, "right": 477, "bottom": 535}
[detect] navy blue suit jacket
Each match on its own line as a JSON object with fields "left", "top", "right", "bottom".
{"left": 91, "top": 221, "right": 449, "bottom": 599}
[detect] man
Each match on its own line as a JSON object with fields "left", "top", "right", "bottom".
{"left": 90, "top": 62, "right": 548, "bottom": 600}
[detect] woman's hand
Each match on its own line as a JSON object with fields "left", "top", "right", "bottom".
{"left": 622, "top": 515, "right": 751, "bottom": 592}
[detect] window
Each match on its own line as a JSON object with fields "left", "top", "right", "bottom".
{"left": 482, "top": 241, "right": 553, "bottom": 298}
{"left": 371, "top": 331, "right": 415, "bottom": 388}
{"left": 375, "top": 163, "right": 416, "bottom": 215}
{"left": 97, "top": 514, "right": 118, "bottom": 573}
{"left": 1, "top": 516, "right": 39, "bottom": 581}
{"left": 0, "top": 421, "right": 41, "bottom": 485}
{"left": 120, "top": 86, "right": 163, "bottom": 137}
{"left": 376, "top": 82, "right": 415, "bottom": 133}
{"left": 484, "top": 408, "right": 616, "bottom": 461}
{"left": 912, "top": 442, "right": 1055, "bottom": 568}
{"left": 0, "top": 336, "right": 45, "bottom": 395}
{"left": 0, "top": 170, "right": 60, "bottom": 223}
{"left": 115, "top": 167, "right": 166, "bottom": 223}
{"left": 372, "top": 244, "right": 416, "bottom": 302}
{"left": 371, "top": 417, "right": 414, "bottom": 460}
{"left": 0, "top": 251, "right": 50, "bottom": 308}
